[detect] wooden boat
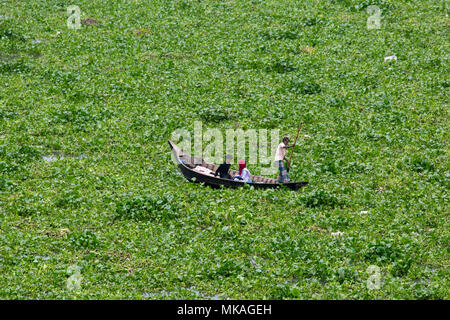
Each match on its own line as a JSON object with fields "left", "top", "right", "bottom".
{"left": 168, "top": 140, "right": 308, "bottom": 190}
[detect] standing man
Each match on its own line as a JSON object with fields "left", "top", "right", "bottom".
{"left": 274, "top": 137, "right": 294, "bottom": 183}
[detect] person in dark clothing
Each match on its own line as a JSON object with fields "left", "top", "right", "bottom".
{"left": 214, "top": 155, "right": 233, "bottom": 179}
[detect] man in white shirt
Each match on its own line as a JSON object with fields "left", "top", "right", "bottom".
{"left": 274, "top": 137, "right": 294, "bottom": 183}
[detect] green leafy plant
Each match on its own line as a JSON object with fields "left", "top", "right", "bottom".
{"left": 115, "top": 194, "right": 180, "bottom": 221}
{"left": 302, "top": 190, "right": 341, "bottom": 208}
{"left": 0, "top": 0, "right": 447, "bottom": 300}
{"left": 69, "top": 230, "right": 100, "bottom": 249}
{"left": 290, "top": 78, "right": 321, "bottom": 95}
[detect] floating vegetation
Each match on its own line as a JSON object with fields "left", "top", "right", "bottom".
{"left": 0, "top": 0, "right": 447, "bottom": 300}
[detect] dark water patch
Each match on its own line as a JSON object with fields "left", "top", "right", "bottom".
{"left": 33, "top": 255, "right": 52, "bottom": 262}
{"left": 42, "top": 155, "right": 61, "bottom": 162}
{"left": 142, "top": 290, "right": 171, "bottom": 298}
{"left": 42, "top": 153, "right": 87, "bottom": 162}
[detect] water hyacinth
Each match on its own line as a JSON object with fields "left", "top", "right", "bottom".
{"left": 0, "top": 0, "right": 447, "bottom": 300}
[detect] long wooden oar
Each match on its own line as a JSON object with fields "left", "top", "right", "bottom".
{"left": 286, "top": 122, "right": 302, "bottom": 172}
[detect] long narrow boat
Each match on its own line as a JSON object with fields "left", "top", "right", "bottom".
{"left": 168, "top": 140, "right": 308, "bottom": 190}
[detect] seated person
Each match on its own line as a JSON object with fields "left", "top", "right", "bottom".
{"left": 234, "top": 160, "right": 252, "bottom": 182}
{"left": 214, "top": 155, "right": 233, "bottom": 179}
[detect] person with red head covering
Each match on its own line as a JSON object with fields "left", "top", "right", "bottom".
{"left": 234, "top": 160, "right": 252, "bottom": 182}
